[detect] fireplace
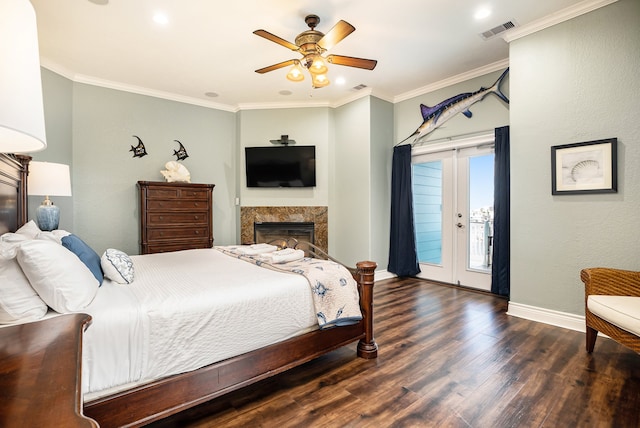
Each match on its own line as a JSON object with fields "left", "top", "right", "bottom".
{"left": 254, "top": 222, "right": 314, "bottom": 252}
{"left": 241, "top": 206, "right": 328, "bottom": 253}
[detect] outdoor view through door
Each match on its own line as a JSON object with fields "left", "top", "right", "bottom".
{"left": 412, "top": 145, "right": 494, "bottom": 290}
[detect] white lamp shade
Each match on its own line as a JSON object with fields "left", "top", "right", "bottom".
{"left": 29, "top": 162, "right": 72, "bottom": 197}
{"left": 0, "top": 0, "right": 47, "bottom": 153}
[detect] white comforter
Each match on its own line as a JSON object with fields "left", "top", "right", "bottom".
{"left": 81, "top": 248, "right": 317, "bottom": 400}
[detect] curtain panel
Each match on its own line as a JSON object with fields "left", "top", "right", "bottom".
{"left": 491, "top": 126, "right": 510, "bottom": 297}
{"left": 388, "top": 144, "right": 420, "bottom": 277}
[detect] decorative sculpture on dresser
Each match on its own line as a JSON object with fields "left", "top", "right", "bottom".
{"left": 161, "top": 161, "right": 191, "bottom": 183}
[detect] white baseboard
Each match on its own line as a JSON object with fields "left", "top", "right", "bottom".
{"left": 507, "top": 301, "right": 586, "bottom": 333}
{"left": 374, "top": 269, "right": 396, "bottom": 281}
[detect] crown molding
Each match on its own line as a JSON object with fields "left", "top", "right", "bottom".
{"left": 502, "top": 0, "right": 619, "bottom": 42}
{"left": 72, "top": 74, "right": 238, "bottom": 113}
{"left": 42, "top": 58, "right": 380, "bottom": 112}
{"left": 393, "top": 59, "right": 510, "bottom": 104}
{"left": 40, "top": 58, "right": 238, "bottom": 112}
{"left": 236, "top": 99, "right": 331, "bottom": 111}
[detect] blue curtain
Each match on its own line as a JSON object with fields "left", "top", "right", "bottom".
{"left": 491, "top": 126, "right": 510, "bottom": 297}
{"left": 388, "top": 144, "right": 420, "bottom": 277}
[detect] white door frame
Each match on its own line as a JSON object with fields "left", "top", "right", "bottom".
{"left": 412, "top": 132, "right": 494, "bottom": 289}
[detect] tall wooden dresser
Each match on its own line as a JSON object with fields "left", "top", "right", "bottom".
{"left": 138, "top": 181, "right": 214, "bottom": 254}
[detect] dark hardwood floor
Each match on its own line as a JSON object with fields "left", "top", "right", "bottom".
{"left": 149, "top": 277, "right": 640, "bottom": 428}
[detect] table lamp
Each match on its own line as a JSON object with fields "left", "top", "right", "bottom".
{"left": 28, "top": 162, "right": 72, "bottom": 231}
{"left": 0, "top": 0, "right": 47, "bottom": 154}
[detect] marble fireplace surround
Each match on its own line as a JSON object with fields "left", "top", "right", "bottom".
{"left": 240, "top": 206, "right": 328, "bottom": 252}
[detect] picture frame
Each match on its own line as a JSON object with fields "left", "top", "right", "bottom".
{"left": 551, "top": 138, "right": 617, "bottom": 195}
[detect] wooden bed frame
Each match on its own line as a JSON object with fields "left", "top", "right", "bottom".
{"left": 1, "top": 153, "right": 378, "bottom": 428}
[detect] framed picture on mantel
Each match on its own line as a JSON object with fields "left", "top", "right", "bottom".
{"left": 551, "top": 138, "right": 617, "bottom": 195}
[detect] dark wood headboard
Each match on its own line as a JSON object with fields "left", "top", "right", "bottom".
{"left": 0, "top": 153, "right": 31, "bottom": 234}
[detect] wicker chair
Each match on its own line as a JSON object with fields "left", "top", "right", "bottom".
{"left": 580, "top": 267, "right": 640, "bottom": 354}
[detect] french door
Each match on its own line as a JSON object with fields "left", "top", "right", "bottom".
{"left": 412, "top": 143, "right": 494, "bottom": 290}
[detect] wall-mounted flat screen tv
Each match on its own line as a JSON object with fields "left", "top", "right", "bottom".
{"left": 245, "top": 145, "right": 316, "bottom": 188}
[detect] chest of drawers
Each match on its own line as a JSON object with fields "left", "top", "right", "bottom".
{"left": 138, "top": 181, "right": 214, "bottom": 254}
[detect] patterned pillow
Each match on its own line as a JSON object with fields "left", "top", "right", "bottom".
{"left": 101, "top": 249, "right": 134, "bottom": 284}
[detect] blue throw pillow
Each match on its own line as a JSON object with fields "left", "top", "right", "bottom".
{"left": 61, "top": 234, "right": 104, "bottom": 285}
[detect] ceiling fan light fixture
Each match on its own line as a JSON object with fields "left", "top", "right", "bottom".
{"left": 286, "top": 61, "right": 305, "bottom": 82}
{"left": 253, "top": 14, "right": 376, "bottom": 90}
{"left": 312, "top": 73, "right": 330, "bottom": 88}
{"left": 308, "top": 55, "right": 328, "bottom": 75}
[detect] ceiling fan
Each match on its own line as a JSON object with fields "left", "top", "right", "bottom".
{"left": 253, "top": 14, "right": 377, "bottom": 88}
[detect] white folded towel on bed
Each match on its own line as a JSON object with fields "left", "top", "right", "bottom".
{"left": 260, "top": 248, "right": 305, "bottom": 264}
{"left": 232, "top": 244, "right": 278, "bottom": 255}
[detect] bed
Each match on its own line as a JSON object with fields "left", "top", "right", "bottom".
{"left": 0, "top": 153, "right": 377, "bottom": 427}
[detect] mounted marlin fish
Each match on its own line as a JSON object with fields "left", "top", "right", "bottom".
{"left": 398, "top": 68, "right": 509, "bottom": 145}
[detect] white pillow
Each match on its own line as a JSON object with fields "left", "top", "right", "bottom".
{"left": 16, "top": 240, "right": 99, "bottom": 313}
{"left": 101, "top": 248, "right": 135, "bottom": 284}
{"left": 36, "top": 229, "right": 72, "bottom": 245}
{"left": 0, "top": 232, "right": 31, "bottom": 244}
{"left": 0, "top": 256, "right": 48, "bottom": 324}
{"left": 15, "top": 220, "right": 41, "bottom": 239}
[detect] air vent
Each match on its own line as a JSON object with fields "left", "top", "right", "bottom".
{"left": 480, "top": 20, "right": 518, "bottom": 40}
{"left": 352, "top": 84, "right": 368, "bottom": 91}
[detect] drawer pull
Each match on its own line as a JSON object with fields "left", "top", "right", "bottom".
{"left": 159, "top": 216, "right": 164, "bottom": 221}
{"left": 195, "top": 231, "right": 200, "bottom": 235}
{"left": 194, "top": 202, "right": 199, "bottom": 207}
{"left": 194, "top": 215, "right": 199, "bottom": 220}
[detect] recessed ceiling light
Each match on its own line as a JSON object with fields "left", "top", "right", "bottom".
{"left": 279, "top": 90, "right": 292, "bottom": 96}
{"left": 335, "top": 77, "right": 346, "bottom": 85}
{"left": 474, "top": 8, "right": 491, "bottom": 20}
{"left": 88, "top": 0, "right": 109, "bottom": 4}
{"left": 153, "top": 12, "right": 169, "bottom": 25}
{"left": 204, "top": 92, "right": 219, "bottom": 98}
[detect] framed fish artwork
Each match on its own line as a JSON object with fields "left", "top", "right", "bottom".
{"left": 551, "top": 138, "right": 617, "bottom": 195}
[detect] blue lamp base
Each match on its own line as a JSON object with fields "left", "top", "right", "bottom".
{"left": 36, "top": 203, "right": 60, "bottom": 231}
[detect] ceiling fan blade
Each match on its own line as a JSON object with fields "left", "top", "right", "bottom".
{"left": 317, "top": 20, "right": 355, "bottom": 50}
{"left": 255, "top": 59, "right": 297, "bottom": 74}
{"left": 253, "top": 30, "right": 299, "bottom": 51}
{"left": 326, "top": 55, "right": 377, "bottom": 70}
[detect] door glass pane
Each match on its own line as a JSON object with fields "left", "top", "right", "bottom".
{"left": 468, "top": 154, "right": 494, "bottom": 272}
{"left": 413, "top": 161, "right": 442, "bottom": 265}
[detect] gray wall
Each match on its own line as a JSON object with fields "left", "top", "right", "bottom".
{"left": 331, "top": 97, "right": 372, "bottom": 266}
{"left": 394, "top": 69, "right": 510, "bottom": 144}
{"left": 28, "top": 69, "right": 74, "bottom": 231}
{"left": 237, "top": 108, "right": 330, "bottom": 208}
{"left": 68, "top": 83, "right": 236, "bottom": 255}
{"left": 509, "top": 0, "right": 640, "bottom": 315}
{"left": 369, "top": 97, "right": 394, "bottom": 270}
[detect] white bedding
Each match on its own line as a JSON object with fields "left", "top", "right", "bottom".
{"left": 80, "top": 248, "right": 317, "bottom": 400}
